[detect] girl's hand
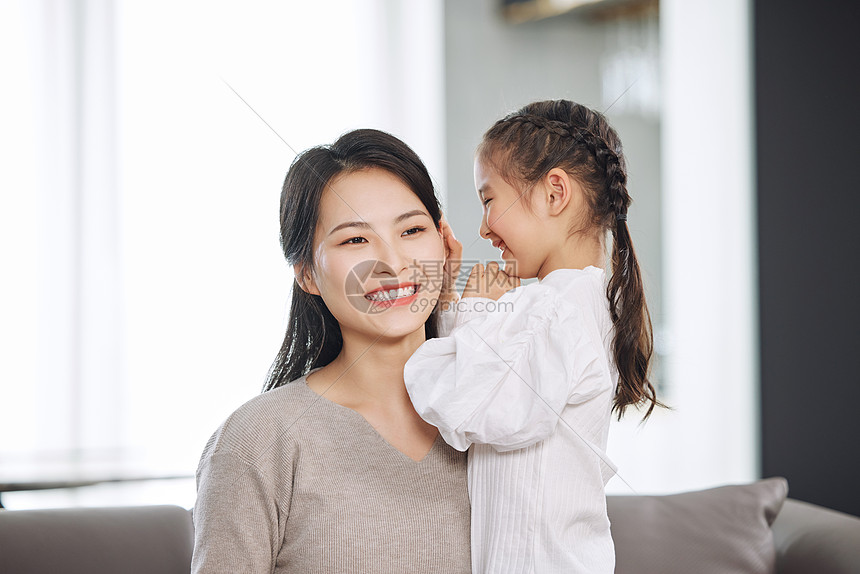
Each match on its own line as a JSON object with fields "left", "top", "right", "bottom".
{"left": 439, "top": 217, "right": 462, "bottom": 312}
{"left": 462, "top": 261, "right": 521, "bottom": 301}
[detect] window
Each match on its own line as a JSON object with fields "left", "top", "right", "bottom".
{"left": 0, "top": 0, "right": 444, "bottom": 509}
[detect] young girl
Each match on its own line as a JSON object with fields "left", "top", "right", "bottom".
{"left": 405, "top": 100, "right": 662, "bottom": 573}
{"left": 192, "top": 129, "right": 471, "bottom": 573}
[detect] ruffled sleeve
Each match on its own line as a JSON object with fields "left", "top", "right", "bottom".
{"left": 435, "top": 293, "right": 496, "bottom": 337}
{"left": 405, "top": 283, "right": 612, "bottom": 452}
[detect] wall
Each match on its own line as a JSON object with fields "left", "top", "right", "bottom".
{"left": 444, "top": 0, "right": 760, "bottom": 494}
{"left": 443, "top": 1, "right": 662, "bottom": 324}
{"left": 444, "top": 0, "right": 673, "bottom": 494}
{"left": 756, "top": 0, "right": 860, "bottom": 516}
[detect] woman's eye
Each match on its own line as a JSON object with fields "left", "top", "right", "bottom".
{"left": 403, "top": 226, "right": 426, "bottom": 236}
{"left": 482, "top": 198, "right": 492, "bottom": 206}
{"left": 340, "top": 236, "right": 367, "bottom": 245}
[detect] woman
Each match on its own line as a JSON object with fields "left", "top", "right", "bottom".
{"left": 191, "top": 129, "right": 470, "bottom": 573}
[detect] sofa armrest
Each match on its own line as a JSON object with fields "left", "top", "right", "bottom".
{"left": 772, "top": 498, "right": 860, "bottom": 574}
{"left": 0, "top": 505, "right": 194, "bottom": 574}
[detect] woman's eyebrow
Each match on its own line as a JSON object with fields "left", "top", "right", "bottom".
{"left": 328, "top": 220, "right": 371, "bottom": 236}
{"left": 328, "top": 210, "right": 430, "bottom": 236}
{"left": 395, "top": 209, "right": 430, "bottom": 224}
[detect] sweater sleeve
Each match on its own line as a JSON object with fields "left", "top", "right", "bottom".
{"left": 191, "top": 427, "right": 290, "bottom": 574}
{"left": 405, "top": 283, "right": 611, "bottom": 452}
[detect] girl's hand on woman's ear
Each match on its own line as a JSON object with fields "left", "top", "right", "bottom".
{"left": 439, "top": 217, "right": 462, "bottom": 312}
{"left": 463, "top": 261, "right": 520, "bottom": 301}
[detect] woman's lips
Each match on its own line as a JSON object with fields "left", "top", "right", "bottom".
{"left": 364, "top": 282, "right": 421, "bottom": 309}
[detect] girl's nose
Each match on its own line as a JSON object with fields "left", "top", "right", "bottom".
{"left": 479, "top": 215, "right": 491, "bottom": 239}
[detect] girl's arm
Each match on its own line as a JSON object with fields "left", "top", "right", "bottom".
{"left": 405, "top": 283, "right": 611, "bottom": 452}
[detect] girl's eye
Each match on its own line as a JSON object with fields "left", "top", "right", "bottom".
{"left": 403, "top": 226, "right": 426, "bottom": 236}
{"left": 340, "top": 236, "right": 367, "bottom": 245}
{"left": 482, "top": 198, "right": 492, "bottom": 206}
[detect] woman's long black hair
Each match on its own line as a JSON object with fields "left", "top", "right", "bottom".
{"left": 263, "top": 129, "right": 442, "bottom": 392}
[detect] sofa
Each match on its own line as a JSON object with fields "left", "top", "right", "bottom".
{"left": 1, "top": 478, "right": 858, "bottom": 574}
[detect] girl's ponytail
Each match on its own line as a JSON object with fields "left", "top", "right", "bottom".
{"left": 601, "top": 143, "right": 662, "bottom": 420}
{"left": 607, "top": 204, "right": 660, "bottom": 420}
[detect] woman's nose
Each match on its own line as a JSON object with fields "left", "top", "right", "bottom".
{"left": 374, "top": 238, "right": 409, "bottom": 274}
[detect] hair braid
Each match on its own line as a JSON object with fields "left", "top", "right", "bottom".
{"left": 494, "top": 112, "right": 631, "bottom": 220}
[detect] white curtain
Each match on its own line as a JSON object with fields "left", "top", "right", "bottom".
{"left": 606, "top": 0, "right": 757, "bottom": 494}
{"left": 0, "top": 0, "right": 123, "bottom": 461}
{"left": 0, "top": 0, "right": 445, "bottom": 508}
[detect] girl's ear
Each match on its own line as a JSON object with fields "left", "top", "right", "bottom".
{"left": 293, "top": 263, "right": 320, "bottom": 296}
{"left": 542, "top": 167, "right": 575, "bottom": 216}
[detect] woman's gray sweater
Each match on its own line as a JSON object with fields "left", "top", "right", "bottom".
{"left": 191, "top": 374, "right": 471, "bottom": 573}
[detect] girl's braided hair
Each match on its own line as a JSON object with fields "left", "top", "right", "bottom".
{"left": 477, "top": 100, "right": 663, "bottom": 420}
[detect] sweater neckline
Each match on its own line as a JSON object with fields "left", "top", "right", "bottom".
{"left": 297, "top": 369, "right": 443, "bottom": 465}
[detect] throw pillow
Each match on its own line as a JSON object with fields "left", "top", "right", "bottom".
{"left": 608, "top": 476, "right": 789, "bottom": 574}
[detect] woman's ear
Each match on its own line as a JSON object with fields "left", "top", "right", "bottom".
{"left": 293, "top": 263, "right": 320, "bottom": 296}
{"left": 542, "top": 168, "right": 575, "bottom": 216}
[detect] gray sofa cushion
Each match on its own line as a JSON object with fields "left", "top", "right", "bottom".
{"left": 0, "top": 504, "right": 193, "bottom": 574}
{"left": 772, "top": 498, "right": 860, "bottom": 574}
{"left": 608, "top": 476, "right": 789, "bottom": 574}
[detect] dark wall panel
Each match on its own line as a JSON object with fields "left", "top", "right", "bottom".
{"left": 756, "top": 0, "right": 860, "bottom": 516}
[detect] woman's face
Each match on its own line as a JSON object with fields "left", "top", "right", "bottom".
{"left": 301, "top": 168, "right": 445, "bottom": 341}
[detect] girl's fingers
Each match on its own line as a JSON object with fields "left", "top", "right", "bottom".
{"left": 463, "top": 263, "right": 483, "bottom": 298}
{"left": 446, "top": 233, "right": 463, "bottom": 258}
{"left": 494, "top": 265, "right": 520, "bottom": 291}
{"left": 439, "top": 218, "right": 462, "bottom": 260}
{"left": 484, "top": 261, "right": 499, "bottom": 286}
{"left": 497, "top": 263, "right": 516, "bottom": 289}
{"left": 470, "top": 263, "right": 484, "bottom": 280}
{"left": 440, "top": 216, "right": 453, "bottom": 235}
{"left": 463, "top": 262, "right": 520, "bottom": 300}
{"left": 439, "top": 218, "right": 456, "bottom": 242}
{"left": 441, "top": 222, "right": 463, "bottom": 293}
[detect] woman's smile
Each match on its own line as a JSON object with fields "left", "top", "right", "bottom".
{"left": 365, "top": 282, "right": 421, "bottom": 309}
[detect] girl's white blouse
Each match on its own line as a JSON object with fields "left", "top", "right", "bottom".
{"left": 405, "top": 266, "right": 618, "bottom": 574}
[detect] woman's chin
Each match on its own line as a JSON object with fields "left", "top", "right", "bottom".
{"left": 371, "top": 316, "right": 431, "bottom": 342}
{"left": 362, "top": 296, "right": 436, "bottom": 339}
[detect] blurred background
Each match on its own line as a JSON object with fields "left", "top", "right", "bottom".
{"left": 1, "top": 0, "right": 857, "bottom": 515}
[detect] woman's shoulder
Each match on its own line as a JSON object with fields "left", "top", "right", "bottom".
{"left": 202, "top": 376, "right": 328, "bottom": 463}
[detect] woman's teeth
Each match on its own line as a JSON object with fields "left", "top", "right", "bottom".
{"left": 366, "top": 285, "right": 418, "bottom": 302}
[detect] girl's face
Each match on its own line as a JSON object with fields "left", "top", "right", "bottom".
{"left": 301, "top": 168, "right": 445, "bottom": 342}
{"left": 474, "top": 159, "right": 549, "bottom": 279}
